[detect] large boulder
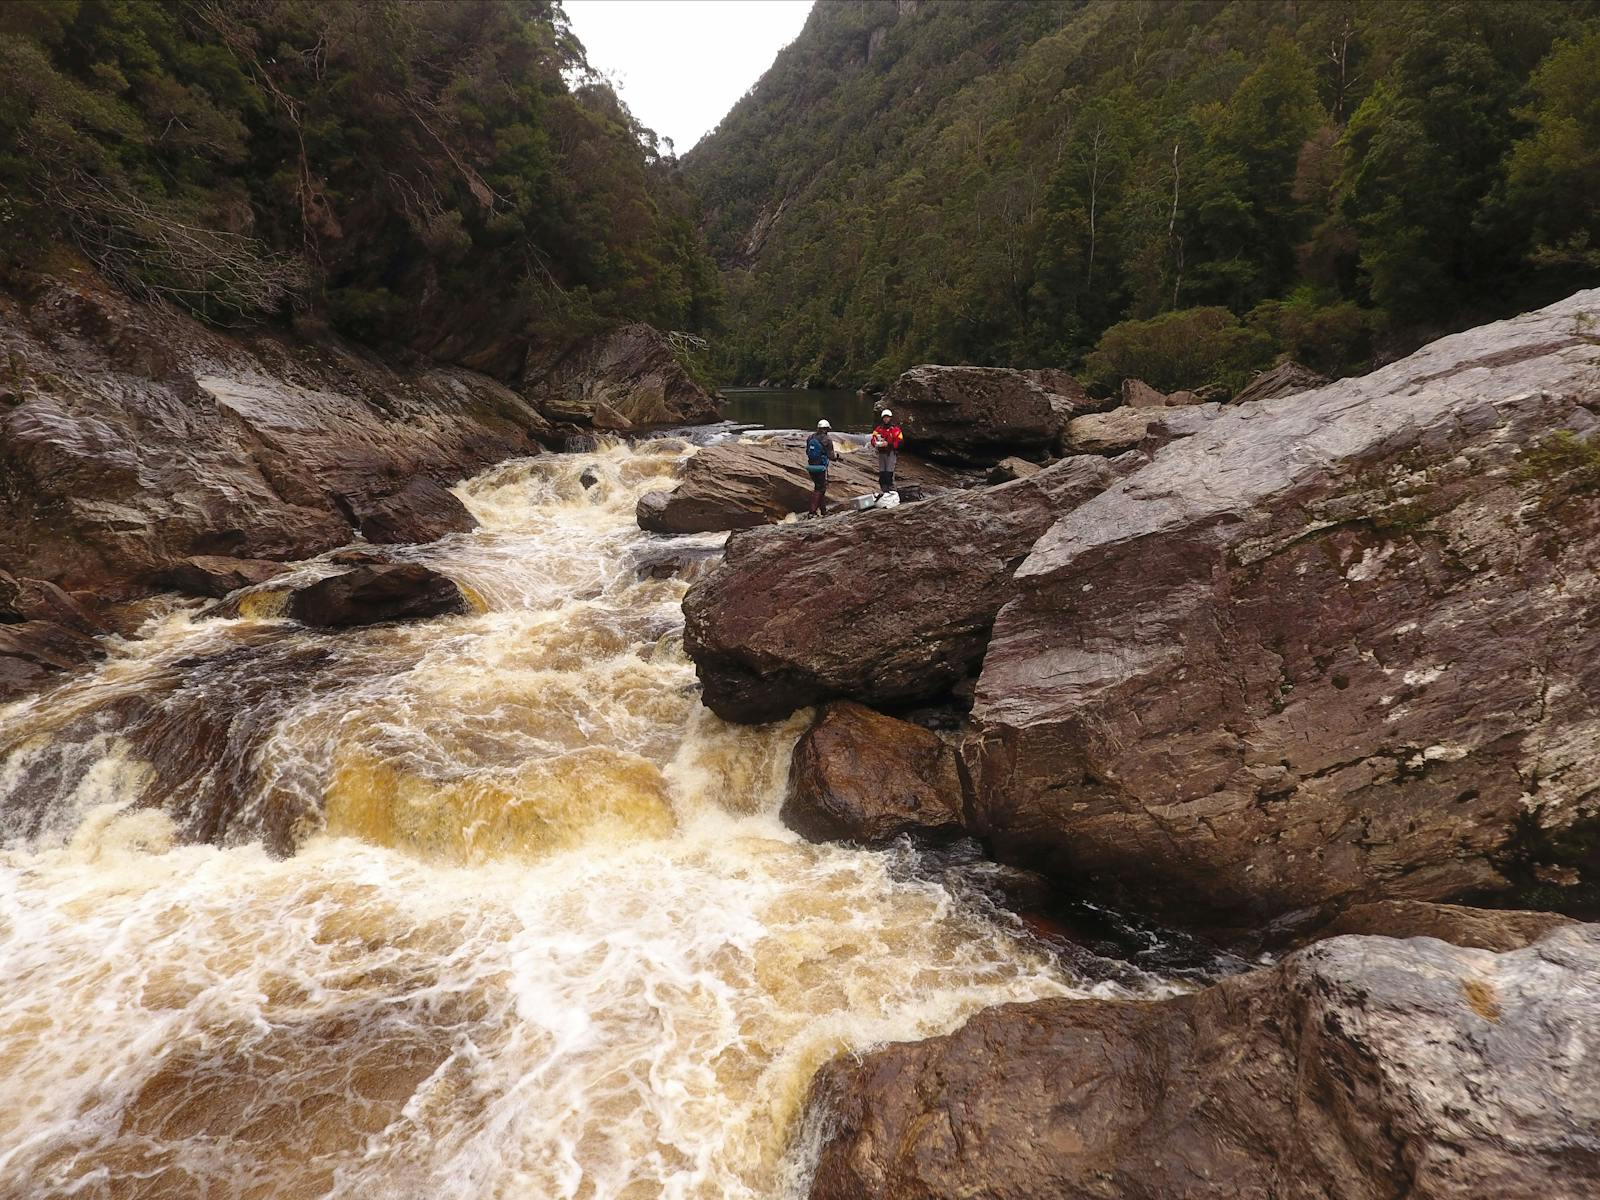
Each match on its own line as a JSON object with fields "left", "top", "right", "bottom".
{"left": 683, "top": 456, "right": 1119, "bottom": 723}
{"left": 156, "top": 555, "right": 295, "bottom": 599}
{"left": 804, "top": 924, "right": 1600, "bottom": 1200}
{"left": 782, "top": 702, "right": 966, "bottom": 845}
{"left": 1063, "top": 406, "right": 1157, "bottom": 454}
{"left": 636, "top": 439, "right": 957, "bottom": 535}
{"left": 0, "top": 270, "right": 548, "bottom": 602}
{"left": 1065, "top": 403, "right": 1225, "bottom": 455}
{"left": 985, "top": 456, "right": 1041, "bottom": 484}
{"left": 1121, "top": 377, "right": 1169, "bottom": 408}
{"left": 881, "top": 365, "right": 1102, "bottom": 464}
{"left": 286, "top": 564, "right": 468, "bottom": 628}
{"left": 525, "top": 323, "right": 721, "bottom": 428}
{"left": 967, "top": 288, "right": 1600, "bottom": 926}
{"left": 340, "top": 475, "right": 479, "bottom": 544}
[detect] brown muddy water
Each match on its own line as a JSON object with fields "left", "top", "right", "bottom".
{"left": 0, "top": 440, "right": 1183, "bottom": 1199}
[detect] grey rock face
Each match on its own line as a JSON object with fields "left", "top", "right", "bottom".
{"left": 881, "top": 364, "right": 1102, "bottom": 463}
{"left": 805, "top": 923, "right": 1600, "bottom": 1200}
{"left": 682, "top": 456, "right": 1119, "bottom": 723}
{"left": 968, "top": 288, "right": 1600, "bottom": 924}
{"left": 525, "top": 322, "right": 721, "bottom": 428}
{"left": 0, "top": 273, "right": 547, "bottom": 602}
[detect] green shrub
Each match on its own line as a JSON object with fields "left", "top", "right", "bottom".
{"left": 1248, "top": 290, "right": 1378, "bottom": 375}
{"left": 1084, "top": 306, "right": 1274, "bottom": 393}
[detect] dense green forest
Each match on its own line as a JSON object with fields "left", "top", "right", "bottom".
{"left": 0, "top": 0, "right": 717, "bottom": 371}
{"left": 687, "top": 0, "right": 1600, "bottom": 390}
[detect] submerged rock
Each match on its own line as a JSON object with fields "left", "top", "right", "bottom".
{"left": 286, "top": 564, "right": 467, "bottom": 628}
{"left": 782, "top": 702, "right": 966, "bottom": 845}
{"left": 968, "top": 288, "right": 1600, "bottom": 925}
{"left": 525, "top": 323, "right": 721, "bottom": 428}
{"left": 805, "top": 923, "right": 1600, "bottom": 1200}
{"left": 881, "top": 365, "right": 1102, "bottom": 464}
{"left": 636, "top": 439, "right": 956, "bottom": 535}
{"left": 683, "top": 456, "right": 1118, "bottom": 723}
{"left": 626, "top": 540, "right": 726, "bottom": 582}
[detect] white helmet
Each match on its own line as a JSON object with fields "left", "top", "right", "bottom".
{"left": 880, "top": 409, "right": 893, "bottom": 420}
{"left": 817, "top": 419, "right": 831, "bottom": 429}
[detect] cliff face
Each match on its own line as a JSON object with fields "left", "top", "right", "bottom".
{"left": 0, "top": 268, "right": 549, "bottom": 601}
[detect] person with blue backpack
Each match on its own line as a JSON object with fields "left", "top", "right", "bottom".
{"left": 804, "top": 419, "right": 840, "bottom": 517}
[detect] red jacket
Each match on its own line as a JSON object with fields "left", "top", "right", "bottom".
{"left": 871, "top": 423, "right": 903, "bottom": 451}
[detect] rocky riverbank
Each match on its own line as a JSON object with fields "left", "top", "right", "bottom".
{"left": 688, "top": 289, "right": 1600, "bottom": 927}
{"left": 0, "top": 263, "right": 718, "bottom": 701}
{"left": 805, "top": 920, "right": 1600, "bottom": 1200}
{"left": 674, "top": 290, "right": 1600, "bottom": 1196}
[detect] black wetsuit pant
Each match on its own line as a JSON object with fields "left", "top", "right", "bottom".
{"left": 808, "top": 468, "right": 828, "bottom": 514}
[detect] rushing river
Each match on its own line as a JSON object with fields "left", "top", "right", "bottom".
{"left": 0, "top": 439, "right": 1177, "bottom": 1200}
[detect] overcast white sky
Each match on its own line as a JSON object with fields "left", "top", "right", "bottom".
{"left": 563, "top": 0, "right": 813, "bottom": 153}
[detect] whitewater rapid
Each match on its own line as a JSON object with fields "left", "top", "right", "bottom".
{"left": 0, "top": 439, "right": 1172, "bottom": 1199}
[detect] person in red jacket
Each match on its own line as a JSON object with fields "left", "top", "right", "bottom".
{"left": 869, "top": 409, "right": 903, "bottom": 495}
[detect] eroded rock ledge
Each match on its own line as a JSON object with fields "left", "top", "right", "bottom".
{"left": 804, "top": 923, "right": 1600, "bottom": 1200}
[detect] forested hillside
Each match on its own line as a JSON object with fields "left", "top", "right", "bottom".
{"left": 687, "top": 0, "right": 1600, "bottom": 389}
{"left": 0, "top": 0, "right": 717, "bottom": 372}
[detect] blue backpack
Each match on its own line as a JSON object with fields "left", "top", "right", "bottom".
{"left": 806, "top": 434, "right": 828, "bottom": 468}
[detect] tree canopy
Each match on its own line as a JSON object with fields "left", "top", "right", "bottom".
{"left": 0, "top": 0, "right": 718, "bottom": 369}
{"left": 686, "top": 0, "right": 1600, "bottom": 390}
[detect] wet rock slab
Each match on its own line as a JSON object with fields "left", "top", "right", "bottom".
{"left": 0, "top": 272, "right": 547, "bottom": 601}
{"left": 805, "top": 923, "right": 1600, "bottom": 1200}
{"left": 636, "top": 439, "right": 957, "bottom": 535}
{"left": 287, "top": 564, "right": 467, "bottom": 628}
